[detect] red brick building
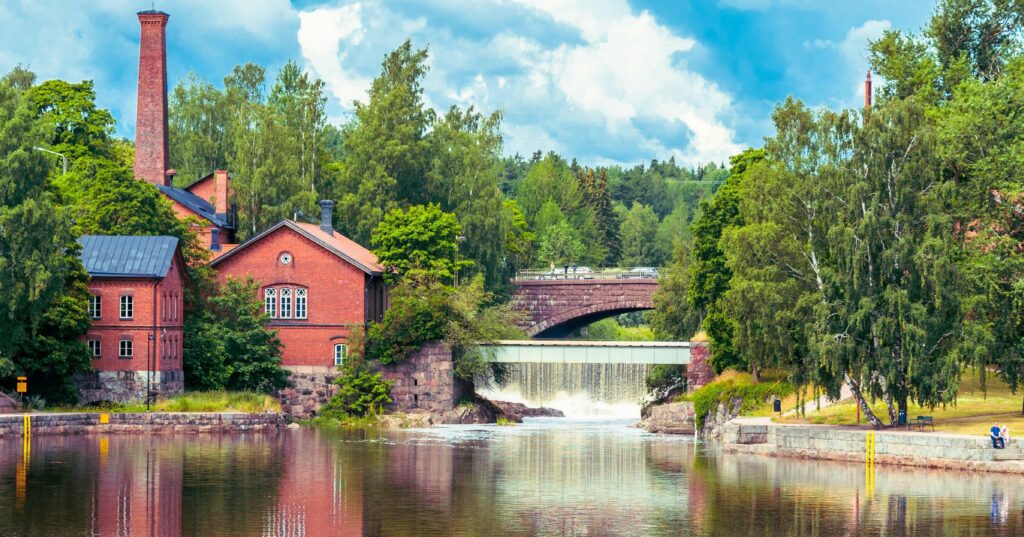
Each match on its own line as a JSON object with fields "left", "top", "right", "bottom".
{"left": 76, "top": 235, "right": 186, "bottom": 403}
{"left": 210, "top": 201, "right": 388, "bottom": 373}
{"left": 134, "top": 10, "right": 237, "bottom": 254}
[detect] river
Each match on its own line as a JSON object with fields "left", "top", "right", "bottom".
{"left": 0, "top": 418, "right": 1021, "bottom": 536}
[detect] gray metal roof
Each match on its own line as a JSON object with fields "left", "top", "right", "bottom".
{"left": 78, "top": 236, "right": 179, "bottom": 279}
{"left": 157, "top": 185, "right": 232, "bottom": 228}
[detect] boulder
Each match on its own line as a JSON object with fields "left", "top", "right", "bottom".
{"left": 490, "top": 400, "right": 565, "bottom": 419}
{"left": 0, "top": 393, "right": 20, "bottom": 413}
{"left": 639, "top": 402, "right": 696, "bottom": 435}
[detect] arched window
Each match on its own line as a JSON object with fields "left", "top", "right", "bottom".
{"left": 295, "top": 288, "right": 308, "bottom": 319}
{"left": 264, "top": 288, "right": 277, "bottom": 318}
{"left": 280, "top": 288, "right": 292, "bottom": 319}
{"left": 334, "top": 343, "right": 347, "bottom": 367}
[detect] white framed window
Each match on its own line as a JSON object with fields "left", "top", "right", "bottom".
{"left": 295, "top": 288, "right": 307, "bottom": 319}
{"left": 88, "top": 339, "right": 101, "bottom": 358}
{"left": 280, "top": 288, "right": 292, "bottom": 319}
{"left": 88, "top": 294, "right": 102, "bottom": 319}
{"left": 120, "top": 295, "right": 133, "bottom": 319}
{"left": 264, "top": 288, "right": 277, "bottom": 318}
{"left": 334, "top": 343, "right": 347, "bottom": 366}
{"left": 119, "top": 339, "right": 133, "bottom": 358}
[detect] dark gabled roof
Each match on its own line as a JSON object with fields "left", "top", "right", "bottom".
{"left": 209, "top": 220, "right": 383, "bottom": 275}
{"left": 157, "top": 185, "right": 232, "bottom": 229}
{"left": 78, "top": 236, "right": 179, "bottom": 279}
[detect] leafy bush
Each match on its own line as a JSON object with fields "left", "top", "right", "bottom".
{"left": 364, "top": 274, "right": 524, "bottom": 381}
{"left": 320, "top": 366, "right": 394, "bottom": 418}
{"left": 646, "top": 364, "right": 685, "bottom": 391}
{"left": 683, "top": 371, "right": 794, "bottom": 430}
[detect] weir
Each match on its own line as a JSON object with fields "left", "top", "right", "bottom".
{"left": 483, "top": 362, "right": 652, "bottom": 418}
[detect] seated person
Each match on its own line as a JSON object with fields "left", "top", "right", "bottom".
{"left": 1001, "top": 424, "right": 1010, "bottom": 446}
{"left": 991, "top": 423, "right": 1005, "bottom": 449}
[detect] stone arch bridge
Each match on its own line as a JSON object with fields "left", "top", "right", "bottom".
{"left": 511, "top": 275, "right": 658, "bottom": 338}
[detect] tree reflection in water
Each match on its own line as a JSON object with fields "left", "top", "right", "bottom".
{"left": 0, "top": 421, "right": 1020, "bottom": 536}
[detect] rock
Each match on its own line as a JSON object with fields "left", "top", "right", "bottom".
{"left": 287, "top": 422, "right": 301, "bottom": 430}
{"left": 700, "top": 397, "right": 744, "bottom": 439}
{"left": 639, "top": 402, "right": 696, "bottom": 435}
{"left": 0, "top": 393, "right": 20, "bottom": 413}
{"left": 378, "top": 413, "right": 435, "bottom": 428}
{"left": 490, "top": 400, "right": 564, "bottom": 419}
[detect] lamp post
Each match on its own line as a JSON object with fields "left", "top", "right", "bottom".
{"left": 33, "top": 146, "right": 68, "bottom": 175}
{"left": 454, "top": 235, "right": 466, "bottom": 286}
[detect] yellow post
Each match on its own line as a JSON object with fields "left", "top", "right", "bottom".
{"left": 865, "top": 431, "right": 876, "bottom": 499}
{"left": 99, "top": 413, "right": 109, "bottom": 425}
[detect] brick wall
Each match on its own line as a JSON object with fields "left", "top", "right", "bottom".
{"left": 214, "top": 226, "right": 368, "bottom": 368}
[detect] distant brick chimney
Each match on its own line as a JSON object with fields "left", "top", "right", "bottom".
{"left": 134, "top": 10, "right": 171, "bottom": 187}
{"left": 864, "top": 70, "right": 872, "bottom": 109}
{"left": 214, "top": 169, "right": 230, "bottom": 216}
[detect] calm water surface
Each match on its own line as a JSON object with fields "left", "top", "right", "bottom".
{"left": 0, "top": 418, "right": 1021, "bottom": 536}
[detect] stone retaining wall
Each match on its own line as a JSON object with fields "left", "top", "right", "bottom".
{"left": 0, "top": 412, "right": 285, "bottom": 438}
{"left": 276, "top": 371, "right": 339, "bottom": 418}
{"left": 722, "top": 421, "right": 1024, "bottom": 474}
{"left": 75, "top": 370, "right": 185, "bottom": 404}
{"left": 380, "top": 341, "right": 470, "bottom": 414}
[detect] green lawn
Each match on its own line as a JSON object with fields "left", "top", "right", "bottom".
{"left": 775, "top": 371, "right": 1024, "bottom": 436}
{"left": 45, "top": 391, "right": 280, "bottom": 414}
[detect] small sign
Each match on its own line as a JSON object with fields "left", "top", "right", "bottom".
{"left": 16, "top": 376, "right": 26, "bottom": 394}
{"left": 99, "top": 413, "right": 109, "bottom": 424}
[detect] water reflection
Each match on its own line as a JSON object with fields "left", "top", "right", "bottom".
{"left": 0, "top": 420, "right": 1022, "bottom": 536}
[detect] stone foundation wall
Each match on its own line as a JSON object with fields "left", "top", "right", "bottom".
{"left": 75, "top": 370, "right": 184, "bottom": 404}
{"left": 276, "top": 371, "right": 339, "bottom": 418}
{"left": 685, "top": 341, "right": 713, "bottom": 392}
{"left": 0, "top": 412, "right": 286, "bottom": 438}
{"left": 380, "top": 341, "right": 470, "bottom": 414}
{"left": 722, "top": 421, "right": 1024, "bottom": 474}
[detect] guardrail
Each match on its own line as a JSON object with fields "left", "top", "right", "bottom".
{"left": 514, "top": 267, "right": 661, "bottom": 281}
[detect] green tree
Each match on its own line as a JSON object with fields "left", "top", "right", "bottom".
{"left": 184, "top": 277, "right": 289, "bottom": 392}
{"left": 371, "top": 203, "right": 468, "bottom": 285}
{"left": 650, "top": 242, "right": 701, "bottom": 340}
{"left": 26, "top": 79, "right": 114, "bottom": 162}
{"left": 688, "top": 148, "right": 764, "bottom": 372}
{"left": 427, "top": 106, "right": 510, "bottom": 290}
{"left": 169, "top": 72, "right": 230, "bottom": 183}
{"left": 0, "top": 68, "right": 91, "bottom": 402}
{"left": 334, "top": 40, "right": 434, "bottom": 243}
{"left": 537, "top": 220, "right": 585, "bottom": 267}
{"left": 619, "top": 202, "right": 661, "bottom": 267}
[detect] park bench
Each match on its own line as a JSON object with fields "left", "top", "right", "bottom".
{"left": 910, "top": 415, "right": 934, "bottom": 431}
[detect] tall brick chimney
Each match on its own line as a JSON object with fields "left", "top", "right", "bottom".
{"left": 864, "top": 70, "right": 872, "bottom": 109}
{"left": 134, "top": 10, "right": 171, "bottom": 187}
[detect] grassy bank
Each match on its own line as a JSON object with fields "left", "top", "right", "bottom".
{"left": 46, "top": 391, "right": 280, "bottom": 414}
{"left": 678, "top": 370, "right": 795, "bottom": 429}
{"left": 776, "top": 371, "right": 1024, "bottom": 436}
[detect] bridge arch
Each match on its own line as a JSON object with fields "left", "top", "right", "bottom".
{"left": 512, "top": 278, "right": 658, "bottom": 338}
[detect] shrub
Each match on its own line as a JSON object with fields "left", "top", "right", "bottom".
{"left": 646, "top": 365, "right": 685, "bottom": 391}
{"left": 320, "top": 366, "right": 394, "bottom": 418}
{"left": 683, "top": 371, "right": 794, "bottom": 430}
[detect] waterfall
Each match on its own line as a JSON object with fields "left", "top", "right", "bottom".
{"left": 480, "top": 362, "right": 651, "bottom": 419}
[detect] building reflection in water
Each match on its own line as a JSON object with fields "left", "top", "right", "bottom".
{"left": 0, "top": 424, "right": 1022, "bottom": 536}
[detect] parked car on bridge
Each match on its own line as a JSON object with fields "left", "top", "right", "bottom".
{"left": 619, "top": 267, "right": 658, "bottom": 278}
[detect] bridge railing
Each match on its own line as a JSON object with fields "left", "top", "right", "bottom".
{"left": 514, "top": 267, "right": 661, "bottom": 281}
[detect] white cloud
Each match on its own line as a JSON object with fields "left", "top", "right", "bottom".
{"left": 297, "top": 0, "right": 741, "bottom": 165}
{"left": 297, "top": 4, "right": 372, "bottom": 108}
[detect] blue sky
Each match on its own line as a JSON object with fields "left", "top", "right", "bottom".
{"left": 0, "top": 0, "right": 934, "bottom": 167}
